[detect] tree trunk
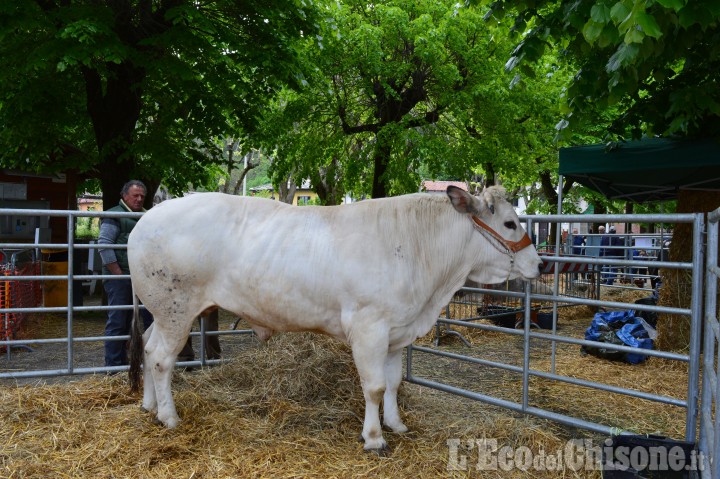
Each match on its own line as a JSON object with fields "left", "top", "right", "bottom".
{"left": 278, "top": 179, "right": 297, "bottom": 204}
{"left": 540, "top": 171, "right": 573, "bottom": 245}
{"left": 142, "top": 179, "right": 161, "bottom": 209}
{"left": 231, "top": 152, "right": 258, "bottom": 196}
{"left": 482, "top": 162, "right": 496, "bottom": 187}
{"left": 657, "top": 189, "right": 720, "bottom": 351}
{"left": 371, "top": 140, "right": 392, "bottom": 198}
{"left": 100, "top": 159, "right": 133, "bottom": 210}
{"left": 311, "top": 156, "right": 343, "bottom": 205}
{"left": 83, "top": 60, "right": 147, "bottom": 210}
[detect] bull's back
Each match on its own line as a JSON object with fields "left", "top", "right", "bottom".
{"left": 132, "top": 193, "right": 233, "bottom": 262}
{"left": 128, "top": 194, "right": 276, "bottom": 302}
{"left": 128, "top": 194, "right": 353, "bottom": 324}
{"left": 128, "top": 192, "right": 455, "bottom": 338}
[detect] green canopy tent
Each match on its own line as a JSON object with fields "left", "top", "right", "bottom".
{"left": 558, "top": 138, "right": 720, "bottom": 203}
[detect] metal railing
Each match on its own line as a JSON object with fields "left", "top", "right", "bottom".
{"left": 0, "top": 208, "right": 253, "bottom": 379}
{"left": 407, "top": 212, "right": 704, "bottom": 450}
{"left": 700, "top": 206, "right": 720, "bottom": 479}
{"left": 2, "top": 207, "right": 713, "bottom": 476}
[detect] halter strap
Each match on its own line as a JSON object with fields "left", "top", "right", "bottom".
{"left": 470, "top": 215, "right": 533, "bottom": 254}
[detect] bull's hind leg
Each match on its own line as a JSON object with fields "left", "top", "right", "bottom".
{"left": 145, "top": 317, "right": 194, "bottom": 428}
{"left": 140, "top": 324, "right": 157, "bottom": 414}
{"left": 382, "top": 349, "right": 408, "bottom": 434}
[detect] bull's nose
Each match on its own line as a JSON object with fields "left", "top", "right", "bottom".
{"left": 525, "top": 261, "right": 542, "bottom": 279}
{"left": 531, "top": 266, "right": 542, "bottom": 279}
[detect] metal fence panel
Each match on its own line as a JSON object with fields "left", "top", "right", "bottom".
{"left": 0, "top": 208, "right": 252, "bottom": 378}
{"left": 407, "top": 212, "right": 704, "bottom": 457}
{"left": 701, "top": 207, "right": 720, "bottom": 479}
{"left": 1, "top": 207, "right": 712, "bottom": 477}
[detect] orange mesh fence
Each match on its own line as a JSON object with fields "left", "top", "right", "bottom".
{"left": 1, "top": 261, "right": 41, "bottom": 350}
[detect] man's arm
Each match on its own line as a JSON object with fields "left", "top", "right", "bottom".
{"left": 98, "top": 219, "right": 123, "bottom": 275}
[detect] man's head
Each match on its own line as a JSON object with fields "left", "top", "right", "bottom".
{"left": 121, "top": 180, "right": 147, "bottom": 212}
{"left": 609, "top": 226, "right": 616, "bottom": 233}
{"left": 598, "top": 226, "right": 606, "bottom": 233}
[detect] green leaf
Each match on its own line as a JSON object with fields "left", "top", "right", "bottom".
{"left": 678, "top": 3, "right": 713, "bottom": 28}
{"left": 636, "top": 12, "right": 662, "bottom": 38}
{"left": 590, "top": 4, "right": 611, "bottom": 23}
{"left": 654, "top": 0, "right": 685, "bottom": 12}
{"left": 608, "top": 84, "right": 626, "bottom": 105}
{"left": 624, "top": 26, "right": 645, "bottom": 43}
{"left": 597, "top": 24, "right": 620, "bottom": 48}
{"left": 582, "top": 19, "right": 604, "bottom": 44}
{"left": 606, "top": 42, "right": 640, "bottom": 71}
{"left": 610, "top": 2, "right": 631, "bottom": 25}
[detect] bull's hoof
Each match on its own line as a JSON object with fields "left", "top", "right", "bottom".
{"left": 364, "top": 443, "right": 391, "bottom": 457}
{"left": 140, "top": 405, "right": 157, "bottom": 415}
{"left": 383, "top": 423, "right": 409, "bottom": 434}
{"left": 154, "top": 416, "right": 179, "bottom": 428}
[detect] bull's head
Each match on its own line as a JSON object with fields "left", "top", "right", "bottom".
{"left": 447, "top": 185, "right": 541, "bottom": 283}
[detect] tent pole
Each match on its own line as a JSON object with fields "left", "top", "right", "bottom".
{"left": 549, "top": 174, "right": 565, "bottom": 374}
{"left": 557, "top": 174, "right": 564, "bottom": 216}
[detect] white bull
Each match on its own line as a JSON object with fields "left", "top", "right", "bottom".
{"left": 127, "top": 186, "right": 541, "bottom": 453}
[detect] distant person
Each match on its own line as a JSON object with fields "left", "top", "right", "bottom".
{"left": 571, "top": 228, "right": 585, "bottom": 255}
{"left": 569, "top": 228, "right": 586, "bottom": 281}
{"left": 600, "top": 226, "right": 623, "bottom": 285}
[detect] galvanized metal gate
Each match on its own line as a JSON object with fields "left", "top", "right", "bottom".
{"left": 1, "top": 207, "right": 717, "bottom": 476}
{"left": 700, "top": 207, "right": 720, "bottom": 478}
{"left": 0, "top": 208, "right": 251, "bottom": 378}
{"left": 406, "top": 211, "right": 706, "bottom": 473}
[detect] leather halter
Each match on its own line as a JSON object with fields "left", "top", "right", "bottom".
{"left": 470, "top": 215, "right": 533, "bottom": 255}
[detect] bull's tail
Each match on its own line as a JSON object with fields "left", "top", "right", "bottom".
{"left": 128, "top": 290, "right": 143, "bottom": 393}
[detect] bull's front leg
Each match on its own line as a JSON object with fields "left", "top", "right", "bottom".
{"left": 382, "top": 348, "right": 408, "bottom": 434}
{"left": 351, "top": 338, "right": 392, "bottom": 454}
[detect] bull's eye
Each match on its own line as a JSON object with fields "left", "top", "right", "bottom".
{"left": 504, "top": 221, "right": 517, "bottom": 230}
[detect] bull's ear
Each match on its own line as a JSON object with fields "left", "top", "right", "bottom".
{"left": 447, "top": 185, "right": 484, "bottom": 215}
{"left": 481, "top": 188, "right": 496, "bottom": 215}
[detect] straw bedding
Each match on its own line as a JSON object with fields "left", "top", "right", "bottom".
{"left": 0, "top": 288, "right": 688, "bottom": 478}
{"left": 0, "top": 332, "right": 594, "bottom": 479}
{"left": 429, "top": 287, "right": 689, "bottom": 439}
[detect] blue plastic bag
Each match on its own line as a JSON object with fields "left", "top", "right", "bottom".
{"left": 583, "top": 310, "right": 655, "bottom": 364}
{"left": 585, "top": 310, "right": 635, "bottom": 341}
{"left": 616, "top": 321, "right": 654, "bottom": 364}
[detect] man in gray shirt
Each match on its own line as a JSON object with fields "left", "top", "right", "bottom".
{"left": 99, "top": 181, "right": 219, "bottom": 369}
{"left": 98, "top": 180, "right": 153, "bottom": 368}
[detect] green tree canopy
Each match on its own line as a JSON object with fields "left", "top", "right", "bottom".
{"left": 487, "top": 0, "right": 720, "bottom": 140}
{"left": 0, "top": 0, "right": 318, "bottom": 207}
{"left": 256, "top": 0, "right": 576, "bottom": 201}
